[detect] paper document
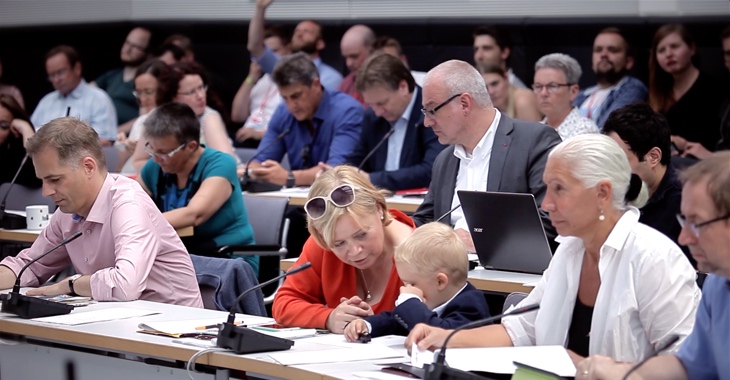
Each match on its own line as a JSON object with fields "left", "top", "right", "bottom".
{"left": 443, "top": 345, "right": 576, "bottom": 377}
{"left": 34, "top": 307, "right": 159, "bottom": 325}
{"left": 249, "top": 326, "right": 317, "bottom": 340}
{"left": 269, "top": 345, "right": 406, "bottom": 366}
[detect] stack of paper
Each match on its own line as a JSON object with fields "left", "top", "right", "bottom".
{"left": 137, "top": 316, "right": 275, "bottom": 338}
{"left": 34, "top": 307, "right": 159, "bottom": 325}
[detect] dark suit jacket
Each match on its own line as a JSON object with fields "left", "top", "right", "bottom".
{"left": 412, "top": 114, "right": 561, "bottom": 242}
{"left": 347, "top": 87, "right": 446, "bottom": 191}
{"left": 365, "top": 282, "right": 489, "bottom": 337}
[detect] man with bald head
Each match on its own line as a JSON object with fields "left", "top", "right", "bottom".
{"left": 247, "top": 0, "right": 342, "bottom": 91}
{"left": 93, "top": 27, "right": 152, "bottom": 128}
{"left": 412, "top": 60, "right": 561, "bottom": 250}
{"left": 338, "top": 24, "right": 376, "bottom": 105}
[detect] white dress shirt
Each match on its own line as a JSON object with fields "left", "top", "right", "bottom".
{"left": 450, "top": 111, "right": 501, "bottom": 230}
{"left": 385, "top": 87, "right": 418, "bottom": 171}
{"left": 31, "top": 79, "right": 118, "bottom": 140}
{"left": 542, "top": 107, "right": 599, "bottom": 141}
{"left": 501, "top": 208, "right": 700, "bottom": 362}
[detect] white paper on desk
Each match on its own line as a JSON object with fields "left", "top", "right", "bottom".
{"left": 34, "top": 307, "right": 159, "bottom": 325}
{"left": 269, "top": 345, "right": 405, "bottom": 366}
{"left": 298, "top": 334, "right": 406, "bottom": 349}
{"left": 522, "top": 281, "right": 539, "bottom": 287}
{"left": 443, "top": 345, "right": 575, "bottom": 377}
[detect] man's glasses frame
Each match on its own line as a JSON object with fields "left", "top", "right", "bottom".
{"left": 676, "top": 213, "right": 730, "bottom": 237}
{"left": 144, "top": 142, "right": 187, "bottom": 160}
{"left": 531, "top": 83, "right": 573, "bottom": 94}
{"left": 304, "top": 184, "right": 357, "bottom": 220}
{"left": 421, "top": 93, "right": 461, "bottom": 118}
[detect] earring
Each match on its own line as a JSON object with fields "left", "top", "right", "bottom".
{"left": 598, "top": 209, "right": 605, "bottom": 221}
{"left": 380, "top": 215, "right": 384, "bottom": 221}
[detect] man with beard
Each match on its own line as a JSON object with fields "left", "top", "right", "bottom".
{"left": 573, "top": 27, "right": 647, "bottom": 129}
{"left": 92, "top": 27, "right": 152, "bottom": 130}
{"left": 247, "top": 0, "right": 342, "bottom": 91}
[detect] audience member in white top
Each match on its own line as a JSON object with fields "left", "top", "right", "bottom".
{"left": 31, "top": 45, "right": 117, "bottom": 144}
{"left": 232, "top": 26, "right": 290, "bottom": 146}
{"left": 406, "top": 134, "right": 700, "bottom": 367}
{"left": 533, "top": 53, "right": 599, "bottom": 140}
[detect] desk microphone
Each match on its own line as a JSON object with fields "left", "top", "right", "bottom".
{"left": 216, "top": 261, "right": 312, "bottom": 354}
{"left": 620, "top": 335, "right": 680, "bottom": 380}
{"left": 436, "top": 204, "right": 461, "bottom": 223}
{"left": 0, "top": 154, "right": 31, "bottom": 229}
{"left": 241, "top": 129, "right": 291, "bottom": 193}
{"left": 357, "top": 125, "right": 395, "bottom": 172}
{"left": 0, "top": 230, "right": 83, "bottom": 318}
{"left": 422, "top": 303, "right": 540, "bottom": 380}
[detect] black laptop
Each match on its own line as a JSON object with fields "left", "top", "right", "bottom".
{"left": 457, "top": 190, "right": 553, "bottom": 274}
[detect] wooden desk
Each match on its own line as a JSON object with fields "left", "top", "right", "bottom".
{"left": 280, "top": 258, "right": 539, "bottom": 294}
{"left": 0, "top": 226, "right": 194, "bottom": 244}
{"left": 0, "top": 298, "right": 405, "bottom": 380}
{"left": 251, "top": 188, "right": 423, "bottom": 213}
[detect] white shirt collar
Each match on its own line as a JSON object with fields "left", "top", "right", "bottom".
{"left": 395, "top": 87, "right": 418, "bottom": 126}
{"left": 454, "top": 110, "right": 502, "bottom": 160}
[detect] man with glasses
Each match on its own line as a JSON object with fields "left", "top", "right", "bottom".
{"left": 91, "top": 27, "right": 152, "bottom": 130}
{"left": 0, "top": 117, "right": 203, "bottom": 307}
{"left": 533, "top": 53, "right": 599, "bottom": 140}
{"left": 412, "top": 60, "right": 561, "bottom": 251}
{"left": 344, "top": 53, "right": 445, "bottom": 191}
{"left": 31, "top": 45, "right": 117, "bottom": 145}
{"left": 579, "top": 151, "right": 730, "bottom": 380}
{"left": 135, "top": 103, "right": 258, "bottom": 274}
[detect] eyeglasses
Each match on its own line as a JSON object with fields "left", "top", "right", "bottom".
{"left": 144, "top": 141, "right": 187, "bottom": 160}
{"left": 177, "top": 85, "right": 208, "bottom": 97}
{"left": 304, "top": 184, "right": 357, "bottom": 220}
{"left": 532, "top": 83, "right": 573, "bottom": 94}
{"left": 676, "top": 213, "right": 730, "bottom": 237}
{"left": 421, "top": 94, "right": 461, "bottom": 118}
{"left": 132, "top": 88, "right": 157, "bottom": 99}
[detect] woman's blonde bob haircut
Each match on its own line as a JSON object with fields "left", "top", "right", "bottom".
{"left": 307, "top": 165, "right": 393, "bottom": 250}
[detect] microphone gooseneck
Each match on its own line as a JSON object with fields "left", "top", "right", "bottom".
{"left": 0, "top": 154, "right": 30, "bottom": 223}
{"left": 620, "top": 335, "right": 680, "bottom": 380}
{"left": 243, "top": 129, "right": 291, "bottom": 181}
{"left": 357, "top": 125, "right": 395, "bottom": 172}
{"left": 226, "top": 261, "right": 312, "bottom": 323}
{"left": 12, "top": 230, "right": 83, "bottom": 294}
{"left": 436, "top": 204, "right": 461, "bottom": 223}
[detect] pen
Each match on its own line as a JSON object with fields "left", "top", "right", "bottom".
{"left": 194, "top": 321, "right": 243, "bottom": 330}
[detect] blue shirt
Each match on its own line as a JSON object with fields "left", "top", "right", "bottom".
{"left": 675, "top": 274, "right": 730, "bottom": 380}
{"left": 573, "top": 76, "right": 647, "bottom": 129}
{"left": 386, "top": 87, "right": 418, "bottom": 171}
{"left": 253, "top": 47, "right": 343, "bottom": 91}
{"left": 140, "top": 148, "right": 258, "bottom": 273}
{"left": 31, "top": 79, "right": 118, "bottom": 140}
{"left": 255, "top": 89, "right": 363, "bottom": 170}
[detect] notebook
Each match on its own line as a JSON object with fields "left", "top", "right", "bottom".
{"left": 457, "top": 190, "right": 553, "bottom": 274}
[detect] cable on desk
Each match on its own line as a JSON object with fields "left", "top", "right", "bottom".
{"left": 186, "top": 346, "right": 230, "bottom": 379}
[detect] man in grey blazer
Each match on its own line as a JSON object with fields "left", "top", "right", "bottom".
{"left": 412, "top": 60, "right": 561, "bottom": 250}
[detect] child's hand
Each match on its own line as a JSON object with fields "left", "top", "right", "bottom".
{"left": 400, "top": 284, "right": 424, "bottom": 300}
{"left": 344, "top": 319, "right": 368, "bottom": 342}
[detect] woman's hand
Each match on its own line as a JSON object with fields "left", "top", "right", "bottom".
{"left": 10, "top": 119, "right": 35, "bottom": 146}
{"left": 325, "top": 296, "right": 373, "bottom": 333}
{"left": 405, "top": 323, "right": 451, "bottom": 353}
{"left": 343, "top": 318, "right": 368, "bottom": 342}
{"left": 682, "top": 142, "right": 713, "bottom": 160}
{"left": 670, "top": 135, "right": 689, "bottom": 153}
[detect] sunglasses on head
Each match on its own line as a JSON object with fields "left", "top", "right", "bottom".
{"left": 304, "top": 184, "right": 356, "bottom": 220}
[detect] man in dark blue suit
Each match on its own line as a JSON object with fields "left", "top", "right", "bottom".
{"left": 345, "top": 53, "right": 446, "bottom": 191}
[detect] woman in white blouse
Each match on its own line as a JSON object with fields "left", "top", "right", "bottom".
{"left": 406, "top": 134, "right": 700, "bottom": 366}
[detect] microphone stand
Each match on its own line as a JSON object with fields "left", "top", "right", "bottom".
{"left": 421, "top": 304, "right": 540, "bottom": 380}
{"left": 0, "top": 154, "right": 31, "bottom": 229}
{"left": 357, "top": 126, "right": 395, "bottom": 172}
{"left": 216, "top": 262, "right": 312, "bottom": 354}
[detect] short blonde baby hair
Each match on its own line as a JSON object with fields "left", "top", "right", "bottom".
{"left": 395, "top": 222, "right": 469, "bottom": 284}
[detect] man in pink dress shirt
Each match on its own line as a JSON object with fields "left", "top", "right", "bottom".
{"left": 0, "top": 117, "right": 203, "bottom": 307}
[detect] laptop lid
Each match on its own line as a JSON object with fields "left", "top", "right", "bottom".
{"left": 457, "top": 190, "right": 552, "bottom": 274}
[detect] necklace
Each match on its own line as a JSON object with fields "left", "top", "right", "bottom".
{"left": 359, "top": 269, "right": 372, "bottom": 301}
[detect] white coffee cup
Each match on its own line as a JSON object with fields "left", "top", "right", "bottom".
{"left": 26, "top": 205, "right": 50, "bottom": 230}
